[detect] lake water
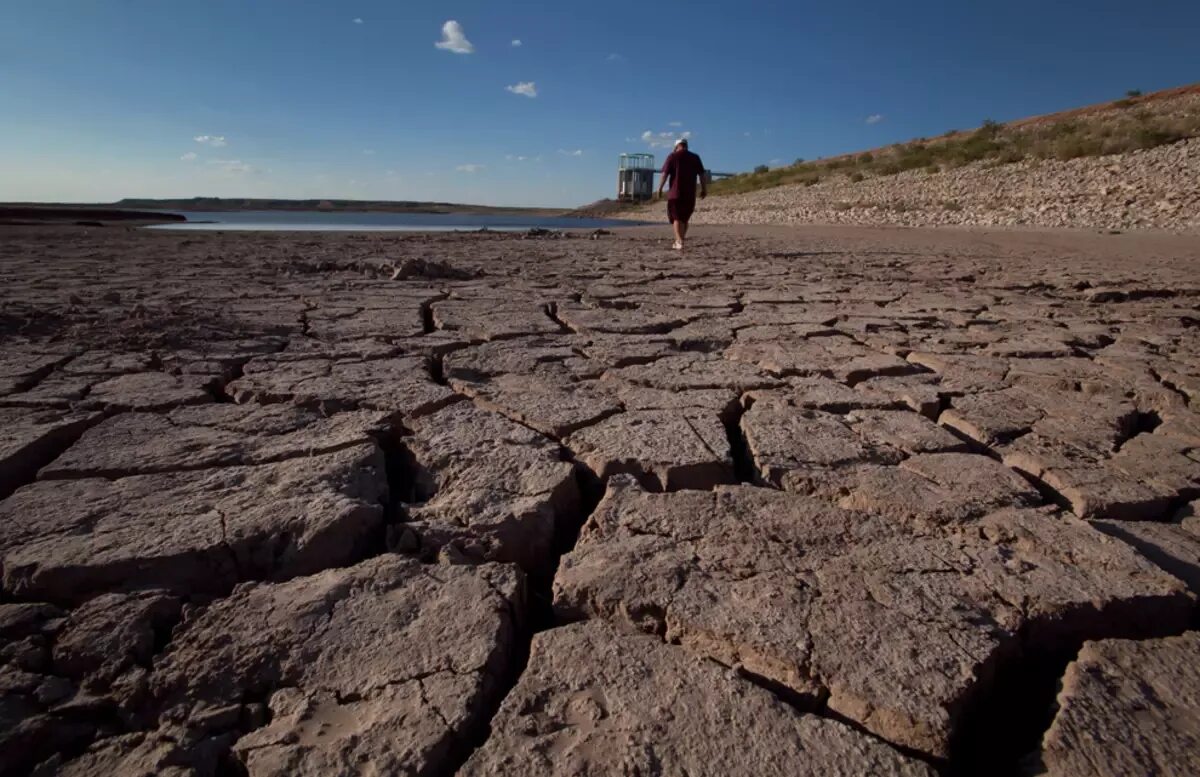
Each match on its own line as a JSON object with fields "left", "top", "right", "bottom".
{"left": 145, "top": 210, "right": 642, "bottom": 232}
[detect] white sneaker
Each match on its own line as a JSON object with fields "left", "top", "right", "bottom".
{"left": 672, "top": 240, "right": 683, "bottom": 250}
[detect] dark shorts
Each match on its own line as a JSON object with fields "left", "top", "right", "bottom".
{"left": 667, "top": 197, "right": 695, "bottom": 224}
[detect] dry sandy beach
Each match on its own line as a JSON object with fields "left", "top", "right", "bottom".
{"left": 2, "top": 222, "right": 1199, "bottom": 776}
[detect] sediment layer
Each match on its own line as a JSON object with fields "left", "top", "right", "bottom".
{"left": 1, "top": 223, "right": 1197, "bottom": 775}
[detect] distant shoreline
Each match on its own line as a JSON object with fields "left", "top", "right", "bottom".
{"left": 0, "top": 206, "right": 187, "bottom": 225}
{"left": 1, "top": 198, "right": 569, "bottom": 218}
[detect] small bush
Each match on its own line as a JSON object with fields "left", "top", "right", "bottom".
{"left": 1134, "top": 127, "right": 1182, "bottom": 149}
{"left": 848, "top": 171, "right": 865, "bottom": 183}
{"left": 993, "top": 148, "right": 1025, "bottom": 165}
{"left": 1053, "top": 136, "right": 1103, "bottom": 160}
{"left": 942, "top": 200, "right": 964, "bottom": 212}
{"left": 793, "top": 158, "right": 805, "bottom": 166}
{"left": 859, "top": 152, "right": 874, "bottom": 164}
{"left": 978, "top": 119, "right": 1004, "bottom": 138}
{"left": 952, "top": 136, "right": 1003, "bottom": 164}
{"left": 753, "top": 164, "right": 769, "bottom": 174}
{"left": 830, "top": 201, "right": 853, "bottom": 211}
{"left": 925, "top": 164, "right": 940, "bottom": 174}
{"left": 1044, "top": 121, "right": 1079, "bottom": 139}
{"left": 1126, "top": 89, "right": 1142, "bottom": 98}
{"left": 1112, "top": 98, "right": 1134, "bottom": 110}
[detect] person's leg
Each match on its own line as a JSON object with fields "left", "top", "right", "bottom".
{"left": 673, "top": 219, "right": 684, "bottom": 246}
{"left": 668, "top": 199, "right": 683, "bottom": 248}
{"left": 677, "top": 198, "right": 695, "bottom": 247}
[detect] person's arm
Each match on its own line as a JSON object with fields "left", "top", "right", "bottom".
{"left": 658, "top": 155, "right": 673, "bottom": 198}
{"left": 697, "top": 156, "right": 707, "bottom": 199}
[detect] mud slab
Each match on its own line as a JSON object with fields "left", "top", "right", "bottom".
{"left": 1, "top": 222, "right": 1198, "bottom": 774}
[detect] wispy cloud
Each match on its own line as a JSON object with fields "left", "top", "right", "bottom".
{"left": 866, "top": 114, "right": 884, "bottom": 125}
{"left": 208, "top": 159, "right": 255, "bottom": 174}
{"left": 193, "top": 135, "right": 227, "bottom": 147}
{"left": 435, "top": 20, "right": 474, "bottom": 54}
{"left": 606, "top": 53, "right": 625, "bottom": 63}
{"left": 668, "top": 121, "right": 682, "bottom": 127}
{"left": 353, "top": 17, "right": 363, "bottom": 24}
{"left": 505, "top": 81, "right": 538, "bottom": 98}
{"left": 641, "top": 129, "right": 691, "bottom": 149}
{"left": 456, "top": 163, "right": 484, "bottom": 173}
{"left": 511, "top": 39, "right": 522, "bottom": 47}
{"left": 179, "top": 151, "right": 198, "bottom": 161}
{"left": 558, "top": 149, "right": 584, "bottom": 157}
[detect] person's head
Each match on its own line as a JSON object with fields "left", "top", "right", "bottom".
{"left": 674, "top": 138, "right": 689, "bottom": 152}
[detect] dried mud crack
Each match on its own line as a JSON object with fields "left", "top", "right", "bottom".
{"left": 1, "top": 223, "right": 1199, "bottom": 776}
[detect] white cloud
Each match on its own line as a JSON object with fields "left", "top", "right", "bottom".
{"left": 353, "top": 17, "right": 363, "bottom": 24}
{"left": 435, "top": 20, "right": 474, "bottom": 54}
{"left": 743, "top": 131, "right": 752, "bottom": 137}
{"left": 208, "top": 159, "right": 254, "bottom": 174}
{"left": 606, "top": 53, "right": 625, "bottom": 63}
{"left": 179, "top": 151, "right": 198, "bottom": 161}
{"left": 505, "top": 81, "right": 538, "bottom": 98}
{"left": 456, "top": 163, "right": 484, "bottom": 173}
{"left": 558, "top": 149, "right": 584, "bottom": 157}
{"left": 511, "top": 39, "right": 522, "bottom": 47}
{"left": 193, "top": 135, "right": 227, "bottom": 147}
{"left": 506, "top": 154, "right": 531, "bottom": 161}
{"left": 641, "top": 129, "right": 691, "bottom": 149}
{"left": 866, "top": 114, "right": 884, "bottom": 124}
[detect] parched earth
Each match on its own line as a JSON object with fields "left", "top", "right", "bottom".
{"left": 1, "top": 222, "right": 1198, "bottom": 776}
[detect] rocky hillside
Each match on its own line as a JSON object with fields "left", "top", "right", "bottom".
{"left": 632, "top": 86, "right": 1200, "bottom": 231}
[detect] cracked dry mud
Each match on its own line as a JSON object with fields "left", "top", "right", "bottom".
{"left": 1, "top": 223, "right": 1198, "bottom": 776}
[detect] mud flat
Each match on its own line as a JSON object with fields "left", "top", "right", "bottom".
{"left": 1, "top": 222, "right": 1198, "bottom": 775}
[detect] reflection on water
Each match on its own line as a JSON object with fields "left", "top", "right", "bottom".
{"left": 145, "top": 210, "right": 643, "bottom": 232}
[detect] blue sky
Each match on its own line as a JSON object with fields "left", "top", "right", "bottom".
{"left": 2, "top": 1, "right": 1197, "bottom": 207}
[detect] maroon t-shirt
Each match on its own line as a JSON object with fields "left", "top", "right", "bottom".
{"left": 662, "top": 150, "right": 705, "bottom": 201}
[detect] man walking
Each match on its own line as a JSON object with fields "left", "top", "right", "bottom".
{"left": 657, "top": 138, "right": 706, "bottom": 250}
